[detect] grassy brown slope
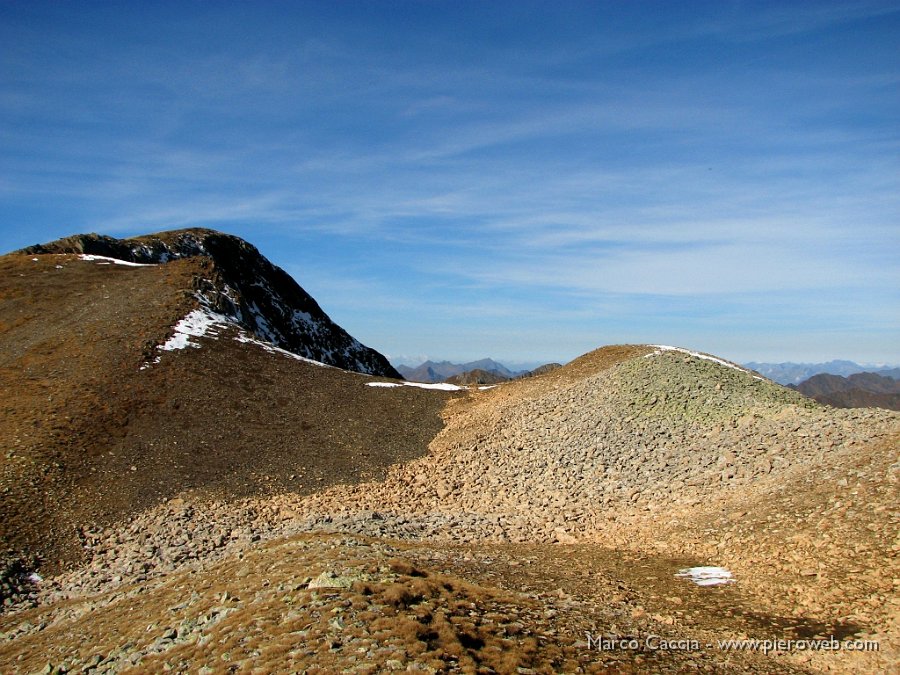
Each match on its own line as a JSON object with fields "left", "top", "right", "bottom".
{"left": 0, "top": 253, "right": 200, "bottom": 569}
{"left": 0, "top": 253, "right": 452, "bottom": 571}
{"left": 91, "top": 333, "right": 452, "bottom": 527}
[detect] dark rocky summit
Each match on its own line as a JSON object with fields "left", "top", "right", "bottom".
{"left": 17, "top": 228, "right": 401, "bottom": 378}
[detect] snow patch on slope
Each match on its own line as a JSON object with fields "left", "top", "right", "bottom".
{"left": 646, "top": 345, "right": 760, "bottom": 377}
{"left": 79, "top": 254, "right": 156, "bottom": 267}
{"left": 675, "top": 566, "right": 735, "bottom": 586}
{"left": 233, "top": 333, "right": 331, "bottom": 368}
{"left": 159, "top": 309, "right": 230, "bottom": 351}
{"left": 144, "top": 293, "right": 332, "bottom": 371}
{"left": 367, "top": 381, "right": 465, "bottom": 391}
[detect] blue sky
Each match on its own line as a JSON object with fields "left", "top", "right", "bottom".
{"left": 2, "top": 1, "right": 898, "bottom": 366}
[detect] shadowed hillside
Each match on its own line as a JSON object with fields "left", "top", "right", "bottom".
{"left": 0, "top": 232, "right": 445, "bottom": 572}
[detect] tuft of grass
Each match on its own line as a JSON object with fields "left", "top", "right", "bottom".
{"left": 382, "top": 582, "right": 423, "bottom": 608}
{"left": 387, "top": 557, "right": 428, "bottom": 577}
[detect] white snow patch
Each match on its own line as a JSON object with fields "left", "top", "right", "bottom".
{"left": 233, "top": 333, "right": 331, "bottom": 368}
{"left": 478, "top": 385, "right": 499, "bottom": 390}
{"left": 139, "top": 356, "right": 161, "bottom": 371}
{"left": 646, "top": 345, "right": 752, "bottom": 374}
{"left": 142, "top": 287, "right": 363, "bottom": 374}
{"left": 28, "top": 572, "right": 43, "bottom": 583}
{"left": 675, "top": 566, "right": 734, "bottom": 586}
{"left": 367, "top": 381, "right": 465, "bottom": 391}
{"left": 144, "top": 304, "right": 333, "bottom": 370}
{"left": 79, "top": 254, "right": 156, "bottom": 267}
{"left": 159, "top": 309, "right": 229, "bottom": 351}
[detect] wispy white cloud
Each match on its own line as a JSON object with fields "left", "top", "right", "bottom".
{"left": 1, "top": 1, "right": 897, "bottom": 362}
{"left": 696, "top": 0, "right": 900, "bottom": 42}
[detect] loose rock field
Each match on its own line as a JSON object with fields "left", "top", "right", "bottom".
{"left": 2, "top": 345, "right": 898, "bottom": 673}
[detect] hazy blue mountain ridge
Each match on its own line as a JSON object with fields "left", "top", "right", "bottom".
{"left": 744, "top": 360, "right": 900, "bottom": 385}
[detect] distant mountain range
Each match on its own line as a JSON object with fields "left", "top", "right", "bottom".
{"left": 443, "top": 362, "right": 564, "bottom": 386}
{"left": 396, "top": 358, "right": 521, "bottom": 383}
{"left": 744, "top": 360, "right": 900, "bottom": 385}
{"left": 444, "top": 369, "right": 511, "bottom": 386}
{"left": 396, "top": 359, "right": 563, "bottom": 384}
{"left": 789, "top": 372, "right": 900, "bottom": 411}
{"left": 401, "top": 358, "right": 900, "bottom": 387}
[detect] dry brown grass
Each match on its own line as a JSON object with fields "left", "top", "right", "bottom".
{"left": 3, "top": 511, "right": 845, "bottom": 673}
{"left": 0, "top": 534, "right": 642, "bottom": 673}
{"left": 0, "top": 252, "right": 456, "bottom": 571}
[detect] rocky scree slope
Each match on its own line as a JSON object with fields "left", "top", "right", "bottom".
{"left": 299, "top": 344, "right": 898, "bottom": 671}
{"left": 42, "top": 344, "right": 898, "bottom": 579}
{"left": 2, "top": 533, "right": 800, "bottom": 675}
{"left": 291, "top": 346, "right": 895, "bottom": 538}
{"left": 17, "top": 228, "right": 400, "bottom": 377}
{"left": 4, "top": 344, "right": 898, "bottom": 673}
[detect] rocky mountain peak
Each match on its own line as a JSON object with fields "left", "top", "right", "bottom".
{"left": 17, "top": 229, "right": 401, "bottom": 378}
